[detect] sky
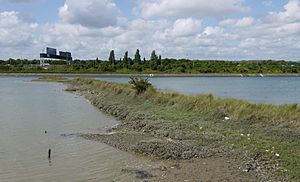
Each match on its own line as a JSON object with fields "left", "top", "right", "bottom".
{"left": 0, "top": 0, "right": 299, "bottom": 60}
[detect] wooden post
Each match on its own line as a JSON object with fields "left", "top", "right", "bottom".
{"left": 48, "top": 149, "right": 51, "bottom": 159}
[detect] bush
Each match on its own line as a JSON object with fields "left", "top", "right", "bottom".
{"left": 129, "top": 77, "right": 152, "bottom": 95}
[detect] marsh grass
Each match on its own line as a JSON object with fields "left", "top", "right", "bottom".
{"left": 33, "top": 75, "right": 68, "bottom": 82}
{"left": 69, "top": 78, "right": 300, "bottom": 180}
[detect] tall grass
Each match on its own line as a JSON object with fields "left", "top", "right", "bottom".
{"left": 72, "top": 78, "right": 300, "bottom": 128}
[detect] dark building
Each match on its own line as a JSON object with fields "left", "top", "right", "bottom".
{"left": 46, "top": 47, "right": 57, "bottom": 56}
{"left": 59, "top": 51, "right": 72, "bottom": 60}
{"left": 40, "top": 47, "right": 72, "bottom": 61}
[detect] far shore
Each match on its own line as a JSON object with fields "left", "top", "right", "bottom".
{"left": 1, "top": 72, "right": 300, "bottom": 77}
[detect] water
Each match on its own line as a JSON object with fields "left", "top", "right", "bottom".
{"left": 94, "top": 76, "right": 300, "bottom": 105}
{"left": 1, "top": 76, "right": 299, "bottom": 181}
{"left": 0, "top": 77, "right": 153, "bottom": 182}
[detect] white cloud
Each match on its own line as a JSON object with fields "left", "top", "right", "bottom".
{"left": 264, "top": 0, "right": 300, "bottom": 23}
{"left": 59, "top": 0, "right": 119, "bottom": 28}
{"left": 169, "top": 18, "right": 202, "bottom": 37}
{"left": 1, "top": 0, "right": 300, "bottom": 61}
{"left": 220, "top": 17, "right": 254, "bottom": 27}
{"left": 0, "top": 11, "right": 37, "bottom": 47}
{"left": 0, "top": 11, "right": 39, "bottom": 59}
{"left": 138, "top": 0, "right": 249, "bottom": 19}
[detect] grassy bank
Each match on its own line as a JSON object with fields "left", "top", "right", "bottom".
{"left": 67, "top": 78, "right": 300, "bottom": 181}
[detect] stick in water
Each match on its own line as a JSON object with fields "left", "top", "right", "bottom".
{"left": 48, "top": 149, "right": 51, "bottom": 159}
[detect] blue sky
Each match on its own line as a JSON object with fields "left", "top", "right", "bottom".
{"left": 0, "top": 0, "right": 299, "bottom": 60}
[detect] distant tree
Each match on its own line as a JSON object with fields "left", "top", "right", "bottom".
{"left": 150, "top": 50, "right": 158, "bottom": 62}
{"left": 109, "top": 50, "right": 116, "bottom": 65}
{"left": 158, "top": 55, "right": 162, "bottom": 65}
{"left": 123, "top": 51, "right": 129, "bottom": 65}
{"left": 150, "top": 50, "right": 158, "bottom": 70}
{"left": 134, "top": 49, "right": 142, "bottom": 64}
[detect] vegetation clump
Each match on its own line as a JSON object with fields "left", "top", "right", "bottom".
{"left": 129, "top": 77, "right": 152, "bottom": 95}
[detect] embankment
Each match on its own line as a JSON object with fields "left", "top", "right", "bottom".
{"left": 66, "top": 78, "right": 300, "bottom": 181}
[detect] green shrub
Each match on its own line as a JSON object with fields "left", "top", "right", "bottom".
{"left": 129, "top": 77, "right": 152, "bottom": 95}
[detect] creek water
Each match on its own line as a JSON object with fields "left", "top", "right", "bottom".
{"left": 0, "top": 77, "right": 153, "bottom": 182}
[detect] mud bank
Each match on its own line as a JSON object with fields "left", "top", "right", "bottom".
{"left": 79, "top": 132, "right": 274, "bottom": 181}
{"left": 61, "top": 78, "right": 298, "bottom": 181}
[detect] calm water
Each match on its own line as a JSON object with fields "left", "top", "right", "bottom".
{"left": 1, "top": 76, "right": 300, "bottom": 181}
{"left": 0, "top": 77, "right": 154, "bottom": 182}
{"left": 94, "top": 77, "right": 300, "bottom": 105}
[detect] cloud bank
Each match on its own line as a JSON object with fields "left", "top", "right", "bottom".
{"left": 0, "top": 0, "right": 299, "bottom": 60}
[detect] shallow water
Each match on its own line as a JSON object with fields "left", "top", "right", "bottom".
{"left": 94, "top": 76, "right": 300, "bottom": 105}
{"left": 1, "top": 76, "right": 299, "bottom": 181}
{"left": 0, "top": 77, "right": 153, "bottom": 182}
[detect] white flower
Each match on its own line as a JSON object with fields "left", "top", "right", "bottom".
{"left": 225, "top": 117, "right": 230, "bottom": 120}
{"left": 275, "top": 153, "right": 280, "bottom": 157}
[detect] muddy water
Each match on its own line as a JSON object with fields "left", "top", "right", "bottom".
{"left": 0, "top": 77, "right": 154, "bottom": 182}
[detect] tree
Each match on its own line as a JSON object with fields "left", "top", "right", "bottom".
{"left": 150, "top": 50, "right": 158, "bottom": 70}
{"left": 150, "top": 50, "right": 158, "bottom": 62}
{"left": 134, "top": 49, "right": 142, "bottom": 64}
{"left": 109, "top": 50, "right": 116, "bottom": 65}
{"left": 158, "top": 55, "right": 162, "bottom": 65}
{"left": 123, "top": 51, "right": 129, "bottom": 65}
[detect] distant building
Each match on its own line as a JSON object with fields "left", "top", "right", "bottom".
{"left": 40, "top": 47, "right": 72, "bottom": 66}
{"left": 46, "top": 47, "right": 57, "bottom": 56}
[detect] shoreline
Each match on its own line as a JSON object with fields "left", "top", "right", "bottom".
{"left": 2, "top": 72, "right": 300, "bottom": 77}
{"left": 62, "top": 78, "right": 297, "bottom": 181}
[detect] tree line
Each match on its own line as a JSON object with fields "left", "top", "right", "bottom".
{"left": 108, "top": 49, "right": 162, "bottom": 68}
{"left": 0, "top": 49, "right": 300, "bottom": 74}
